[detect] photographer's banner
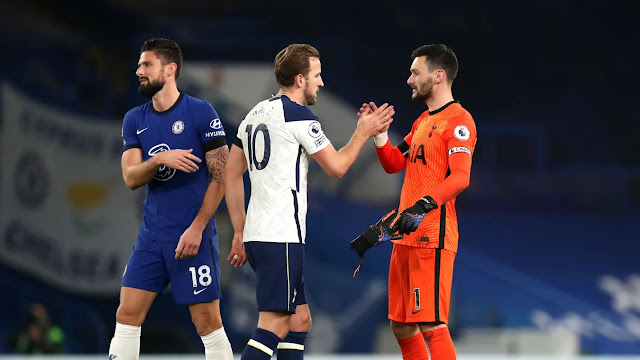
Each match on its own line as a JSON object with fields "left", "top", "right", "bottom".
{"left": 0, "top": 84, "right": 141, "bottom": 294}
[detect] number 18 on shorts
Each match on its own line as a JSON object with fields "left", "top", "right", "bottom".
{"left": 123, "top": 235, "right": 222, "bottom": 304}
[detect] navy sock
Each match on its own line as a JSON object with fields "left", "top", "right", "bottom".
{"left": 277, "top": 331, "right": 307, "bottom": 360}
{"left": 241, "top": 328, "right": 281, "bottom": 360}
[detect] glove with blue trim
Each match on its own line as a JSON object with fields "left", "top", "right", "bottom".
{"left": 396, "top": 196, "right": 438, "bottom": 235}
{"left": 350, "top": 209, "right": 400, "bottom": 276}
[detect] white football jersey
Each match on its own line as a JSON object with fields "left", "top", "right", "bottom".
{"left": 236, "top": 95, "right": 331, "bottom": 244}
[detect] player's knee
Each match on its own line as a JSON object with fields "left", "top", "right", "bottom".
{"left": 299, "top": 312, "right": 312, "bottom": 332}
{"left": 115, "top": 304, "right": 146, "bottom": 326}
{"left": 390, "top": 320, "right": 419, "bottom": 339}
{"left": 290, "top": 313, "right": 311, "bottom": 332}
{"left": 191, "top": 308, "right": 222, "bottom": 336}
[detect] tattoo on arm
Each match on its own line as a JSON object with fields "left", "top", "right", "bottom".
{"left": 206, "top": 146, "right": 229, "bottom": 184}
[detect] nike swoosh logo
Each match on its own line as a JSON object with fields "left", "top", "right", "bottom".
{"left": 136, "top": 128, "right": 148, "bottom": 135}
{"left": 412, "top": 309, "right": 422, "bottom": 315}
{"left": 193, "top": 288, "right": 207, "bottom": 295}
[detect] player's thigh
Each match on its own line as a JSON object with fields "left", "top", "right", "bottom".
{"left": 408, "top": 247, "right": 455, "bottom": 324}
{"left": 388, "top": 244, "right": 410, "bottom": 322}
{"left": 116, "top": 286, "right": 158, "bottom": 325}
{"left": 245, "top": 242, "right": 304, "bottom": 314}
{"left": 122, "top": 236, "right": 170, "bottom": 294}
{"left": 164, "top": 236, "right": 222, "bottom": 304}
{"left": 389, "top": 245, "right": 455, "bottom": 324}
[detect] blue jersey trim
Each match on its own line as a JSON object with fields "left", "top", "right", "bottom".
{"left": 291, "top": 190, "right": 303, "bottom": 243}
{"left": 295, "top": 146, "right": 302, "bottom": 192}
{"left": 123, "top": 143, "right": 141, "bottom": 152}
{"left": 151, "top": 92, "right": 185, "bottom": 116}
{"left": 280, "top": 95, "right": 317, "bottom": 122}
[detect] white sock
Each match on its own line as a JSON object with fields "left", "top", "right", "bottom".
{"left": 108, "top": 322, "right": 141, "bottom": 360}
{"left": 201, "top": 326, "right": 233, "bottom": 360}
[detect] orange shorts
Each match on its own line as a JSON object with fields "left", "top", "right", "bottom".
{"left": 388, "top": 244, "right": 455, "bottom": 324}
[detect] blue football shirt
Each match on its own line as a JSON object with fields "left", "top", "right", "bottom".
{"left": 121, "top": 93, "right": 226, "bottom": 244}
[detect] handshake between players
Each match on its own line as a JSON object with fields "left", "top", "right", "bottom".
{"left": 350, "top": 196, "right": 438, "bottom": 276}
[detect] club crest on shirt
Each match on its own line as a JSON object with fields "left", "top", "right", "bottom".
{"left": 454, "top": 125, "right": 470, "bottom": 141}
{"left": 172, "top": 120, "right": 185, "bottom": 134}
{"left": 308, "top": 121, "right": 321, "bottom": 138}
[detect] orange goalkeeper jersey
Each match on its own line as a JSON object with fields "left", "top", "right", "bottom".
{"left": 393, "top": 101, "right": 477, "bottom": 252}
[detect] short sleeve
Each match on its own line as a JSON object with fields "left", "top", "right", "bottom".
{"left": 122, "top": 109, "right": 141, "bottom": 152}
{"left": 442, "top": 115, "right": 477, "bottom": 157}
{"left": 198, "top": 103, "right": 227, "bottom": 152}
{"left": 288, "top": 120, "right": 331, "bottom": 155}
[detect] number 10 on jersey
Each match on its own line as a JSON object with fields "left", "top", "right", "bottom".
{"left": 245, "top": 124, "right": 271, "bottom": 171}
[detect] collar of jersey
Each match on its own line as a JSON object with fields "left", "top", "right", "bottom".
{"left": 151, "top": 92, "right": 185, "bottom": 116}
{"left": 428, "top": 100, "right": 459, "bottom": 115}
{"left": 269, "top": 93, "right": 289, "bottom": 101}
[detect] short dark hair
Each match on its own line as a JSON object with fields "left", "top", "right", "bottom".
{"left": 274, "top": 44, "right": 320, "bottom": 87}
{"left": 412, "top": 44, "right": 458, "bottom": 84}
{"left": 140, "top": 38, "right": 183, "bottom": 80}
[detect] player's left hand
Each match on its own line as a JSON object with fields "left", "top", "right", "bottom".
{"left": 350, "top": 209, "right": 401, "bottom": 276}
{"left": 227, "top": 231, "right": 247, "bottom": 267}
{"left": 356, "top": 102, "right": 395, "bottom": 138}
{"left": 351, "top": 209, "right": 401, "bottom": 256}
{"left": 357, "top": 102, "right": 377, "bottom": 118}
{"left": 175, "top": 226, "right": 203, "bottom": 259}
{"left": 395, "top": 196, "right": 438, "bottom": 235}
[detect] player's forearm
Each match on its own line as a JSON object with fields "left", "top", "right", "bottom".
{"left": 222, "top": 144, "right": 247, "bottom": 231}
{"left": 191, "top": 145, "right": 229, "bottom": 231}
{"left": 123, "top": 156, "right": 162, "bottom": 190}
{"left": 429, "top": 168, "right": 470, "bottom": 205}
{"left": 375, "top": 139, "right": 407, "bottom": 174}
{"left": 329, "top": 130, "right": 369, "bottom": 178}
{"left": 191, "top": 181, "right": 224, "bottom": 231}
{"left": 223, "top": 177, "right": 246, "bottom": 233}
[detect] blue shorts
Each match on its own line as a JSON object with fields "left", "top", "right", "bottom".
{"left": 245, "top": 242, "right": 306, "bottom": 313}
{"left": 122, "top": 233, "right": 221, "bottom": 304}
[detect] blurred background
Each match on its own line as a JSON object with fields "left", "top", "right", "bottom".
{"left": 0, "top": 0, "right": 639, "bottom": 357}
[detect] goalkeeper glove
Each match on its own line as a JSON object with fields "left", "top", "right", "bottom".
{"left": 396, "top": 196, "right": 438, "bottom": 235}
{"left": 350, "top": 209, "right": 400, "bottom": 276}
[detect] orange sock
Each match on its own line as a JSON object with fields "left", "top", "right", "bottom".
{"left": 397, "top": 332, "right": 429, "bottom": 360}
{"left": 423, "top": 327, "right": 456, "bottom": 360}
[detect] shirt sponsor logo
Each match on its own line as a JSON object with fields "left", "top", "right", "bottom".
{"left": 205, "top": 130, "right": 226, "bottom": 138}
{"left": 136, "top": 127, "right": 148, "bottom": 135}
{"left": 448, "top": 146, "right": 471, "bottom": 156}
{"left": 408, "top": 143, "right": 426, "bottom": 165}
{"left": 210, "top": 118, "right": 222, "bottom": 129}
{"left": 454, "top": 125, "right": 470, "bottom": 141}
{"left": 148, "top": 144, "right": 176, "bottom": 181}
